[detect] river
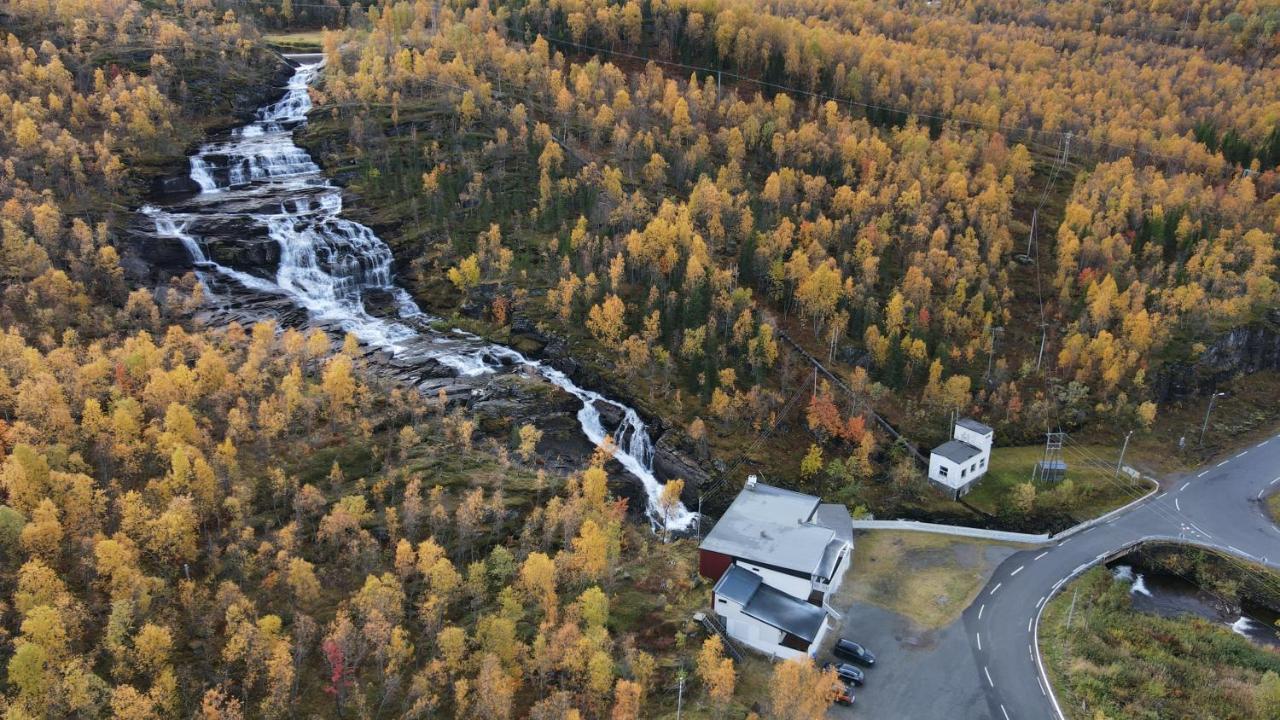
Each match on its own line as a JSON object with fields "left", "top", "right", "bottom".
{"left": 139, "top": 54, "right": 696, "bottom": 532}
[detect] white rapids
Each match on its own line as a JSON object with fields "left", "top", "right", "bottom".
{"left": 140, "top": 56, "right": 697, "bottom": 532}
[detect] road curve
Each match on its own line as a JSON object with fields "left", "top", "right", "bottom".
{"left": 963, "top": 433, "right": 1280, "bottom": 720}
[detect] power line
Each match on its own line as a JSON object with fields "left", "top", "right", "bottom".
{"left": 505, "top": 19, "right": 1257, "bottom": 180}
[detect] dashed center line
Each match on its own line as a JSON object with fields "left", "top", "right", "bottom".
{"left": 1001, "top": 704, "right": 1011, "bottom": 720}
{"left": 1237, "top": 450, "right": 1249, "bottom": 459}
{"left": 976, "top": 632, "right": 982, "bottom": 650}
{"left": 984, "top": 666, "right": 994, "bottom": 687}
{"left": 1037, "top": 676, "right": 1047, "bottom": 696}
{"left": 1027, "top": 616, "right": 1033, "bottom": 632}
{"left": 1180, "top": 481, "right": 1192, "bottom": 492}
{"left": 978, "top": 603, "right": 985, "bottom": 619}
{"left": 1217, "top": 460, "right": 1229, "bottom": 467}
{"left": 1197, "top": 471, "right": 1208, "bottom": 478}
{"left": 1033, "top": 551, "right": 1048, "bottom": 561}
{"left": 1175, "top": 498, "right": 1181, "bottom": 512}
{"left": 990, "top": 582, "right": 1002, "bottom": 595}
{"left": 1011, "top": 565, "right": 1025, "bottom": 576}
{"left": 1270, "top": 476, "right": 1280, "bottom": 486}
{"left": 1035, "top": 596, "right": 1046, "bottom": 609}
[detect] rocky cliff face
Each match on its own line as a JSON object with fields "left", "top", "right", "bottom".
{"left": 1154, "top": 310, "right": 1280, "bottom": 401}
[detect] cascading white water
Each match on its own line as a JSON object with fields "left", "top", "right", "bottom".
{"left": 144, "top": 56, "right": 697, "bottom": 531}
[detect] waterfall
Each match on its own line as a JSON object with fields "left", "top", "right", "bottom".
{"left": 141, "top": 56, "right": 697, "bottom": 532}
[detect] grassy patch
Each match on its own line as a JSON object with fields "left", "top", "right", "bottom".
{"left": 1040, "top": 566, "right": 1280, "bottom": 720}
{"left": 965, "top": 445, "right": 1151, "bottom": 522}
{"left": 836, "top": 530, "right": 1023, "bottom": 629}
{"left": 264, "top": 31, "right": 325, "bottom": 51}
{"left": 1077, "top": 371, "right": 1280, "bottom": 476}
{"left": 1267, "top": 493, "right": 1280, "bottom": 526}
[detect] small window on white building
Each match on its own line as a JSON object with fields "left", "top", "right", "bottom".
{"left": 939, "top": 466, "right": 949, "bottom": 477}
{"left": 961, "top": 468, "right": 967, "bottom": 478}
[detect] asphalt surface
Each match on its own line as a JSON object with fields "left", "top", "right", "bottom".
{"left": 965, "top": 433, "right": 1280, "bottom": 720}
{"left": 828, "top": 591, "right": 1004, "bottom": 718}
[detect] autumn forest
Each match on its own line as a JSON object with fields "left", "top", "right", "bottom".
{"left": 0, "top": 0, "right": 1278, "bottom": 718}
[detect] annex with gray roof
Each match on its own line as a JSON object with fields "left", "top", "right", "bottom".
{"left": 955, "top": 417, "right": 994, "bottom": 435}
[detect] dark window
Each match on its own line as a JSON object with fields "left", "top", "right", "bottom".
{"left": 781, "top": 633, "right": 809, "bottom": 651}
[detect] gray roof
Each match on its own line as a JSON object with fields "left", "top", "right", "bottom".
{"left": 714, "top": 565, "right": 763, "bottom": 605}
{"left": 812, "top": 503, "right": 853, "bottom": 545}
{"left": 742, "top": 582, "right": 827, "bottom": 643}
{"left": 700, "top": 483, "right": 849, "bottom": 575}
{"left": 956, "top": 418, "right": 993, "bottom": 435}
{"left": 932, "top": 439, "right": 982, "bottom": 464}
{"left": 815, "top": 538, "right": 847, "bottom": 582}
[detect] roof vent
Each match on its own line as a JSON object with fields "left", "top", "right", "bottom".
{"left": 746, "top": 474, "right": 758, "bottom": 490}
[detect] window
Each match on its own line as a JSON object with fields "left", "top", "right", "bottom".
{"left": 939, "top": 466, "right": 949, "bottom": 477}
{"left": 980, "top": 458, "right": 986, "bottom": 469}
{"left": 961, "top": 468, "right": 967, "bottom": 478}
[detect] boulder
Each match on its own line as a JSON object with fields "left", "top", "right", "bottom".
{"left": 653, "top": 431, "right": 714, "bottom": 490}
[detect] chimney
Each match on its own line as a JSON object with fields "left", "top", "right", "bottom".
{"left": 746, "top": 474, "right": 758, "bottom": 490}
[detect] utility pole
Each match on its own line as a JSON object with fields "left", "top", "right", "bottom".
{"left": 1199, "top": 391, "right": 1226, "bottom": 447}
{"left": 675, "top": 670, "right": 686, "bottom": 720}
{"left": 984, "top": 326, "right": 1004, "bottom": 385}
{"left": 1026, "top": 207, "right": 1038, "bottom": 255}
{"left": 1035, "top": 324, "right": 1048, "bottom": 372}
{"left": 696, "top": 495, "right": 703, "bottom": 538}
{"left": 1116, "top": 430, "right": 1133, "bottom": 477}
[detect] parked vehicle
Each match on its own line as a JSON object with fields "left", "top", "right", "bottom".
{"left": 833, "top": 638, "right": 877, "bottom": 667}
{"left": 823, "top": 661, "right": 865, "bottom": 686}
{"left": 832, "top": 681, "right": 856, "bottom": 706}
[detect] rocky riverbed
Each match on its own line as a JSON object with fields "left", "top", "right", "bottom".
{"left": 125, "top": 55, "right": 711, "bottom": 531}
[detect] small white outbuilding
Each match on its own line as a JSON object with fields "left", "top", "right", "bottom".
{"left": 928, "top": 418, "right": 993, "bottom": 500}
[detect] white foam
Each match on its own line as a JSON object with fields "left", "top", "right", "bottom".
{"left": 1229, "top": 616, "right": 1255, "bottom": 636}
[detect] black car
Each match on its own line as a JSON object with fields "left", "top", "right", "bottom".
{"left": 833, "top": 638, "right": 877, "bottom": 667}
{"left": 823, "top": 661, "right": 865, "bottom": 686}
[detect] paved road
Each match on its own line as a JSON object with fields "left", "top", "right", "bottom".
{"left": 965, "top": 433, "right": 1280, "bottom": 720}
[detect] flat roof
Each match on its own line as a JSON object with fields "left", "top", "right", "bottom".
{"left": 956, "top": 418, "right": 993, "bottom": 435}
{"left": 700, "top": 482, "right": 842, "bottom": 575}
{"left": 714, "top": 564, "right": 763, "bottom": 605}
{"left": 932, "top": 439, "right": 982, "bottom": 464}
{"left": 742, "top": 582, "right": 827, "bottom": 643}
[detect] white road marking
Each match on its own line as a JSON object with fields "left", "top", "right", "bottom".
{"left": 990, "top": 582, "right": 1002, "bottom": 595}
{"left": 1237, "top": 450, "right": 1249, "bottom": 459}
{"left": 1036, "top": 595, "right": 1046, "bottom": 609}
{"left": 1259, "top": 490, "right": 1266, "bottom": 500}
{"left": 1259, "top": 440, "right": 1269, "bottom": 447}
{"left": 1028, "top": 616, "right": 1034, "bottom": 632}
{"left": 978, "top": 603, "right": 985, "bottom": 619}
{"left": 1175, "top": 498, "right": 1181, "bottom": 512}
{"left": 1189, "top": 522, "right": 1213, "bottom": 539}
{"left": 1270, "top": 476, "right": 1280, "bottom": 485}
{"left": 1229, "top": 545, "right": 1244, "bottom": 555}
{"left": 1037, "top": 676, "right": 1047, "bottom": 696}
{"left": 1181, "top": 482, "right": 1192, "bottom": 492}
{"left": 1218, "top": 460, "right": 1229, "bottom": 467}
{"left": 1034, "top": 551, "right": 1048, "bottom": 561}
{"left": 984, "top": 666, "right": 994, "bottom": 687}
{"left": 1011, "top": 565, "right": 1025, "bottom": 576}
{"left": 1028, "top": 644, "right": 1034, "bottom": 661}
{"left": 1001, "top": 704, "right": 1010, "bottom": 720}
{"left": 1058, "top": 537, "right": 1072, "bottom": 546}
{"left": 976, "top": 632, "right": 982, "bottom": 650}
{"left": 1197, "top": 470, "right": 1208, "bottom": 478}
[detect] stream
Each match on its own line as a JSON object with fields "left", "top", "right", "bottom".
{"left": 1110, "top": 564, "right": 1280, "bottom": 648}
{"left": 138, "top": 54, "right": 696, "bottom": 532}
